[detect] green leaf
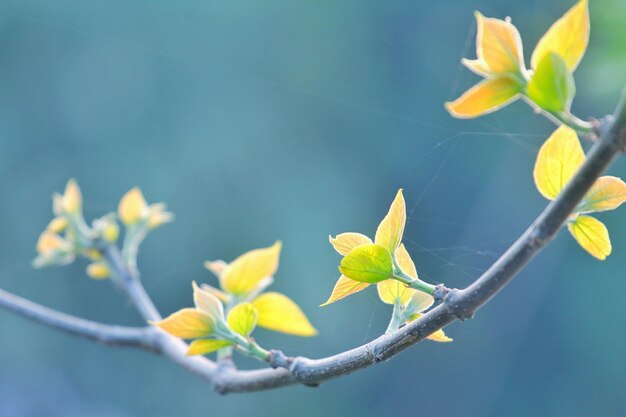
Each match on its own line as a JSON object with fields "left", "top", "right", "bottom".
{"left": 339, "top": 244, "right": 393, "bottom": 283}
{"left": 226, "top": 303, "right": 258, "bottom": 337}
{"left": 186, "top": 339, "right": 233, "bottom": 356}
{"left": 526, "top": 52, "right": 575, "bottom": 113}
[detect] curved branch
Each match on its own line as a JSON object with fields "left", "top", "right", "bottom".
{"left": 0, "top": 288, "right": 156, "bottom": 350}
{"left": 209, "top": 90, "right": 626, "bottom": 393}
{"left": 2, "top": 91, "right": 625, "bottom": 395}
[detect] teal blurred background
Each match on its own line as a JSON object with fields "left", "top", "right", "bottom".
{"left": 1, "top": 1, "right": 625, "bottom": 416}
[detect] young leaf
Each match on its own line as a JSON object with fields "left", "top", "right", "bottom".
{"left": 376, "top": 244, "right": 415, "bottom": 305}
{"left": 220, "top": 242, "right": 282, "bottom": 295}
{"left": 526, "top": 52, "right": 575, "bottom": 112}
{"left": 61, "top": 179, "right": 83, "bottom": 215}
{"left": 473, "top": 12, "right": 525, "bottom": 74}
{"left": 118, "top": 187, "right": 148, "bottom": 225}
{"left": 320, "top": 275, "right": 370, "bottom": 306}
{"left": 339, "top": 244, "right": 393, "bottom": 284}
{"left": 192, "top": 281, "right": 225, "bottom": 320}
{"left": 567, "top": 215, "right": 611, "bottom": 260}
{"left": 405, "top": 291, "right": 435, "bottom": 315}
{"left": 86, "top": 262, "right": 110, "bottom": 280}
{"left": 533, "top": 125, "right": 585, "bottom": 200}
{"left": 329, "top": 233, "right": 373, "bottom": 256}
{"left": 531, "top": 0, "right": 589, "bottom": 72}
{"left": 151, "top": 308, "right": 214, "bottom": 339}
{"left": 199, "top": 283, "right": 231, "bottom": 304}
{"left": 186, "top": 339, "right": 233, "bottom": 356}
{"left": 577, "top": 176, "right": 626, "bottom": 214}
{"left": 445, "top": 76, "right": 521, "bottom": 118}
{"left": 375, "top": 189, "right": 406, "bottom": 254}
{"left": 252, "top": 292, "right": 317, "bottom": 336}
{"left": 227, "top": 303, "right": 258, "bottom": 337}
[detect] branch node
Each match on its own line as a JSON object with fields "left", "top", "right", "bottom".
{"left": 433, "top": 284, "right": 452, "bottom": 302}
{"left": 267, "top": 349, "right": 293, "bottom": 369}
{"left": 443, "top": 289, "right": 474, "bottom": 321}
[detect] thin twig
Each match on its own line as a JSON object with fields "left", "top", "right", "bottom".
{"left": 0, "top": 288, "right": 156, "bottom": 350}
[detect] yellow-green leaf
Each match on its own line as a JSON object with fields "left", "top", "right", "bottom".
{"left": 445, "top": 77, "right": 521, "bottom": 119}
{"left": 461, "top": 58, "right": 491, "bottom": 77}
{"left": 578, "top": 176, "right": 626, "bottom": 214}
{"left": 407, "top": 313, "right": 452, "bottom": 342}
{"left": 186, "top": 339, "right": 232, "bottom": 356}
{"left": 375, "top": 189, "right": 406, "bottom": 254}
{"left": 199, "top": 283, "right": 231, "bottom": 304}
{"left": 567, "top": 215, "right": 611, "bottom": 260}
{"left": 227, "top": 303, "right": 258, "bottom": 336}
{"left": 86, "top": 262, "right": 110, "bottom": 280}
{"left": 62, "top": 179, "right": 83, "bottom": 215}
{"left": 204, "top": 260, "right": 227, "bottom": 278}
{"left": 118, "top": 187, "right": 148, "bottom": 225}
{"left": 406, "top": 290, "right": 435, "bottom": 314}
{"left": 192, "top": 281, "right": 225, "bottom": 319}
{"left": 339, "top": 244, "right": 393, "bottom": 284}
{"left": 474, "top": 12, "right": 525, "bottom": 74}
{"left": 526, "top": 52, "right": 575, "bottom": 113}
{"left": 320, "top": 275, "right": 370, "bottom": 306}
{"left": 252, "top": 292, "right": 317, "bottom": 336}
{"left": 533, "top": 125, "right": 585, "bottom": 200}
{"left": 328, "top": 233, "right": 373, "bottom": 256}
{"left": 376, "top": 245, "right": 416, "bottom": 305}
{"left": 220, "top": 242, "right": 282, "bottom": 295}
{"left": 531, "top": 0, "right": 589, "bottom": 72}
{"left": 151, "top": 308, "right": 214, "bottom": 339}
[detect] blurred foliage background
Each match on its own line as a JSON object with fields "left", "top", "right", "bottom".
{"left": 1, "top": 0, "right": 625, "bottom": 416}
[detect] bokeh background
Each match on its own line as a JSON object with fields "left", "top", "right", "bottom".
{"left": 1, "top": 0, "right": 625, "bottom": 416}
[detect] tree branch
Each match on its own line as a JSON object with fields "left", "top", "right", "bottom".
{"left": 0, "top": 288, "right": 156, "bottom": 350}
{"left": 1, "top": 91, "right": 625, "bottom": 395}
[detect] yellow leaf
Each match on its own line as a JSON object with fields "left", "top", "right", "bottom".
{"left": 407, "top": 313, "right": 452, "bottom": 342}
{"left": 445, "top": 76, "right": 521, "bottom": 119}
{"left": 320, "top": 275, "right": 370, "bottom": 306}
{"left": 192, "top": 281, "right": 225, "bottom": 319}
{"left": 461, "top": 58, "right": 492, "bottom": 77}
{"left": 252, "top": 292, "right": 317, "bottom": 336}
{"left": 36, "top": 231, "right": 69, "bottom": 256}
{"left": 531, "top": 0, "right": 589, "bottom": 72}
{"left": 86, "top": 262, "right": 110, "bottom": 280}
{"left": 118, "top": 188, "right": 148, "bottom": 225}
{"left": 227, "top": 303, "right": 258, "bottom": 336}
{"left": 84, "top": 248, "right": 103, "bottom": 261}
{"left": 474, "top": 12, "right": 525, "bottom": 74}
{"left": 103, "top": 222, "right": 120, "bottom": 243}
{"left": 47, "top": 217, "right": 68, "bottom": 234}
{"left": 151, "top": 308, "right": 214, "bottom": 339}
{"left": 375, "top": 189, "right": 406, "bottom": 254}
{"left": 427, "top": 329, "right": 454, "bottom": 343}
{"left": 376, "top": 245, "right": 416, "bottom": 305}
{"left": 62, "top": 179, "right": 83, "bottom": 215}
{"left": 328, "top": 233, "right": 373, "bottom": 256}
{"left": 186, "top": 339, "right": 232, "bottom": 356}
{"left": 533, "top": 125, "right": 585, "bottom": 200}
{"left": 147, "top": 203, "right": 174, "bottom": 230}
{"left": 578, "top": 176, "right": 626, "bottom": 214}
{"left": 204, "top": 260, "right": 227, "bottom": 278}
{"left": 220, "top": 242, "right": 282, "bottom": 295}
{"left": 567, "top": 215, "right": 611, "bottom": 260}
{"left": 395, "top": 243, "right": 417, "bottom": 278}
{"left": 199, "top": 283, "right": 231, "bottom": 303}
{"left": 339, "top": 244, "right": 394, "bottom": 283}
{"left": 407, "top": 291, "right": 435, "bottom": 313}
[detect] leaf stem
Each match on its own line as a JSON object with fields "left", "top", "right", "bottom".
{"left": 391, "top": 271, "right": 436, "bottom": 295}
